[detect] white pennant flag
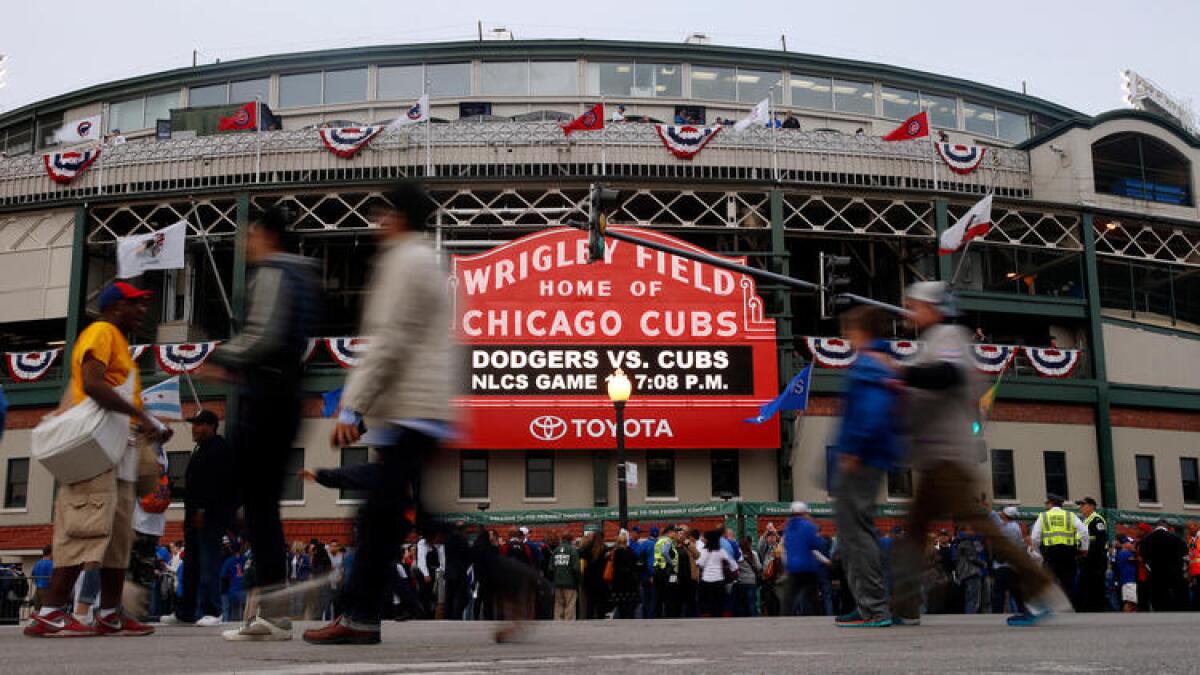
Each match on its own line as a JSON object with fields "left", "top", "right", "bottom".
{"left": 734, "top": 98, "right": 770, "bottom": 132}
{"left": 387, "top": 94, "right": 430, "bottom": 130}
{"left": 117, "top": 221, "right": 187, "bottom": 279}
{"left": 939, "top": 194, "right": 993, "bottom": 255}
{"left": 54, "top": 115, "right": 103, "bottom": 145}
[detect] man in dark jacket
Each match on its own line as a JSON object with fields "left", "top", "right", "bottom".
{"left": 202, "top": 205, "right": 320, "bottom": 641}
{"left": 1139, "top": 520, "right": 1188, "bottom": 611}
{"left": 165, "top": 410, "right": 233, "bottom": 625}
{"left": 783, "top": 502, "right": 830, "bottom": 616}
{"left": 551, "top": 534, "right": 581, "bottom": 620}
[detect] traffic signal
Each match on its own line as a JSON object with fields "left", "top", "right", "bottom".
{"left": 587, "top": 184, "right": 621, "bottom": 263}
{"left": 819, "top": 251, "right": 852, "bottom": 319}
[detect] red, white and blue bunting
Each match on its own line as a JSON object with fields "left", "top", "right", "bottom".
{"left": 654, "top": 124, "right": 722, "bottom": 160}
{"left": 1022, "top": 347, "right": 1081, "bottom": 378}
{"left": 317, "top": 126, "right": 382, "bottom": 159}
{"left": 129, "top": 345, "right": 149, "bottom": 362}
{"left": 155, "top": 342, "right": 220, "bottom": 375}
{"left": 44, "top": 149, "right": 102, "bottom": 185}
{"left": 971, "top": 344, "right": 1016, "bottom": 374}
{"left": 5, "top": 349, "right": 61, "bottom": 382}
{"left": 805, "top": 337, "right": 857, "bottom": 369}
{"left": 325, "top": 337, "right": 370, "bottom": 368}
{"left": 886, "top": 340, "right": 921, "bottom": 362}
{"left": 934, "top": 143, "right": 987, "bottom": 175}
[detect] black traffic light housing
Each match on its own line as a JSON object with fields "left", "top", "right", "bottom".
{"left": 819, "top": 251, "right": 852, "bottom": 319}
{"left": 587, "top": 184, "right": 622, "bottom": 263}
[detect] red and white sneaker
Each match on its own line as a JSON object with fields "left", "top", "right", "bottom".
{"left": 94, "top": 610, "right": 155, "bottom": 637}
{"left": 24, "top": 610, "right": 98, "bottom": 638}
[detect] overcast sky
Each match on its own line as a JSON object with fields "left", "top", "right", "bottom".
{"left": 1, "top": 0, "right": 1196, "bottom": 117}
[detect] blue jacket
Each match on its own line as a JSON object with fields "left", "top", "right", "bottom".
{"left": 782, "top": 517, "right": 823, "bottom": 574}
{"left": 835, "top": 342, "right": 903, "bottom": 471}
{"left": 720, "top": 536, "right": 742, "bottom": 563}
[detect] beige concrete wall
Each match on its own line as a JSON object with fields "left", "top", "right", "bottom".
{"left": 1103, "top": 322, "right": 1200, "bottom": 389}
{"left": 0, "top": 209, "right": 75, "bottom": 322}
{"left": 1112, "top": 427, "right": 1200, "bottom": 514}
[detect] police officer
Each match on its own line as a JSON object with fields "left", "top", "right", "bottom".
{"left": 1074, "top": 497, "right": 1108, "bottom": 612}
{"left": 1031, "top": 494, "right": 1088, "bottom": 608}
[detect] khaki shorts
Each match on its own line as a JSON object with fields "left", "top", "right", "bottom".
{"left": 1121, "top": 582, "right": 1138, "bottom": 604}
{"left": 52, "top": 469, "right": 135, "bottom": 569}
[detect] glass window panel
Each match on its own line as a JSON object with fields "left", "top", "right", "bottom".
{"left": 711, "top": 451, "right": 739, "bottom": 497}
{"left": 339, "top": 447, "right": 370, "bottom": 501}
{"left": 887, "top": 469, "right": 913, "bottom": 499}
{"left": 4, "top": 458, "right": 28, "bottom": 509}
{"left": 525, "top": 452, "right": 554, "bottom": 498}
{"left": 189, "top": 83, "right": 228, "bottom": 107}
{"left": 323, "top": 68, "right": 367, "bottom": 104}
{"left": 1043, "top": 451, "right": 1069, "bottom": 499}
{"left": 5, "top": 123, "right": 32, "bottom": 155}
{"left": 586, "top": 62, "right": 633, "bottom": 96}
{"left": 281, "top": 448, "right": 305, "bottom": 501}
{"left": 378, "top": 65, "right": 425, "bottom": 100}
{"left": 460, "top": 452, "right": 488, "bottom": 499}
{"left": 279, "top": 72, "right": 322, "bottom": 108}
{"left": 109, "top": 97, "right": 145, "bottom": 132}
{"left": 736, "top": 68, "right": 782, "bottom": 104}
{"left": 648, "top": 63, "right": 681, "bottom": 97}
{"left": 647, "top": 451, "right": 675, "bottom": 497}
{"left": 921, "top": 93, "right": 958, "bottom": 129}
{"left": 480, "top": 61, "right": 529, "bottom": 96}
{"left": 790, "top": 74, "right": 833, "bottom": 110}
{"left": 530, "top": 61, "right": 577, "bottom": 96}
{"left": 996, "top": 109, "right": 1028, "bottom": 143}
{"left": 991, "top": 449, "right": 1016, "bottom": 500}
{"left": 144, "top": 90, "right": 179, "bottom": 127}
{"left": 963, "top": 100, "right": 997, "bottom": 136}
{"left": 428, "top": 62, "right": 471, "bottom": 97}
{"left": 230, "top": 78, "right": 269, "bottom": 104}
{"left": 36, "top": 114, "right": 63, "bottom": 149}
{"left": 1136, "top": 455, "right": 1157, "bottom": 503}
{"left": 833, "top": 79, "right": 875, "bottom": 115}
{"left": 167, "top": 451, "right": 190, "bottom": 504}
{"left": 691, "top": 65, "right": 735, "bottom": 101}
{"left": 1181, "top": 458, "right": 1200, "bottom": 505}
{"left": 880, "top": 85, "right": 920, "bottom": 120}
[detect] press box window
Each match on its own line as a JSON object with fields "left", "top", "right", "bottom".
{"left": 281, "top": 448, "right": 305, "bottom": 502}
{"left": 887, "top": 468, "right": 913, "bottom": 499}
{"left": 1136, "top": 455, "right": 1157, "bottom": 503}
{"left": 991, "top": 449, "right": 1016, "bottom": 500}
{"left": 4, "top": 459, "right": 29, "bottom": 509}
{"left": 460, "top": 452, "right": 489, "bottom": 499}
{"left": 525, "top": 451, "right": 554, "bottom": 499}
{"left": 1043, "top": 451, "right": 1068, "bottom": 499}
{"left": 1181, "top": 458, "right": 1200, "bottom": 505}
{"left": 710, "top": 451, "right": 739, "bottom": 497}
{"left": 647, "top": 451, "right": 676, "bottom": 498}
{"left": 339, "top": 447, "right": 370, "bottom": 501}
{"left": 166, "top": 451, "right": 191, "bottom": 504}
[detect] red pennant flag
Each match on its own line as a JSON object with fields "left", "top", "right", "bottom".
{"left": 218, "top": 102, "right": 259, "bottom": 132}
{"left": 561, "top": 103, "right": 604, "bottom": 136}
{"left": 882, "top": 111, "right": 929, "bottom": 142}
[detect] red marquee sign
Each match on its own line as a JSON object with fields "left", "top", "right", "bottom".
{"left": 451, "top": 226, "right": 780, "bottom": 450}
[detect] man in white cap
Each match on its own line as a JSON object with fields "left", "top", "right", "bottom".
{"left": 891, "top": 281, "right": 1062, "bottom": 627}
{"left": 988, "top": 502, "right": 1028, "bottom": 614}
{"left": 781, "top": 502, "right": 830, "bottom": 616}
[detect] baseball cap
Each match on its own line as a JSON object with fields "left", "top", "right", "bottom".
{"left": 631, "top": 526, "right": 641, "bottom": 533}
{"left": 789, "top": 501, "right": 810, "bottom": 515}
{"left": 1075, "top": 497, "right": 1097, "bottom": 507}
{"left": 187, "top": 409, "right": 219, "bottom": 426}
{"left": 649, "top": 527, "right": 659, "bottom": 537}
{"left": 97, "top": 281, "right": 152, "bottom": 312}
{"left": 518, "top": 526, "right": 530, "bottom": 536}
{"left": 1002, "top": 506, "right": 1020, "bottom": 518}
{"left": 905, "top": 281, "right": 958, "bottom": 317}
{"left": 1045, "top": 494, "right": 1065, "bottom": 505}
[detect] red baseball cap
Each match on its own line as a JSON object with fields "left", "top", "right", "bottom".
{"left": 98, "top": 281, "right": 153, "bottom": 311}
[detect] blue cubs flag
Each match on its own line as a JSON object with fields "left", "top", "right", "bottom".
{"left": 322, "top": 387, "right": 343, "bottom": 418}
{"left": 745, "top": 365, "right": 812, "bottom": 424}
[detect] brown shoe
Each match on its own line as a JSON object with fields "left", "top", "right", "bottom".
{"left": 302, "top": 617, "right": 381, "bottom": 645}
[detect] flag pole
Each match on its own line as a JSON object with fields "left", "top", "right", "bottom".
{"left": 424, "top": 79, "right": 432, "bottom": 178}
{"left": 600, "top": 97, "right": 607, "bottom": 177}
{"left": 185, "top": 201, "right": 236, "bottom": 330}
{"left": 929, "top": 128, "right": 939, "bottom": 192}
{"left": 949, "top": 234, "right": 974, "bottom": 288}
{"left": 770, "top": 89, "right": 779, "bottom": 182}
{"left": 98, "top": 103, "right": 108, "bottom": 195}
{"left": 254, "top": 96, "right": 263, "bottom": 183}
{"left": 181, "top": 370, "right": 204, "bottom": 410}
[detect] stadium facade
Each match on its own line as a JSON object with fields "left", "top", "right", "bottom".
{"left": 0, "top": 39, "right": 1197, "bottom": 564}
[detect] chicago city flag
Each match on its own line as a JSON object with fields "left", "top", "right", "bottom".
{"left": 141, "top": 377, "right": 182, "bottom": 420}
{"left": 561, "top": 103, "right": 605, "bottom": 136}
{"left": 117, "top": 221, "right": 187, "bottom": 278}
{"left": 939, "top": 194, "right": 993, "bottom": 255}
{"left": 882, "top": 110, "right": 929, "bottom": 142}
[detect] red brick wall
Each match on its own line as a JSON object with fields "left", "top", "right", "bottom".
{"left": 1111, "top": 407, "right": 1200, "bottom": 432}
{"left": 808, "top": 396, "right": 1094, "bottom": 425}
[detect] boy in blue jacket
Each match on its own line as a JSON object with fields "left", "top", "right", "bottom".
{"left": 832, "top": 305, "right": 903, "bottom": 628}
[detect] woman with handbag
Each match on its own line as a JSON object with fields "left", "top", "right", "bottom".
{"left": 697, "top": 530, "right": 738, "bottom": 618}
{"left": 26, "top": 282, "right": 173, "bottom": 638}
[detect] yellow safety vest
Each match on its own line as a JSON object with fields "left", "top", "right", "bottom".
{"left": 1083, "top": 511, "right": 1106, "bottom": 532}
{"left": 653, "top": 536, "right": 674, "bottom": 570}
{"left": 1039, "top": 509, "right": 1078, "bottom": 547}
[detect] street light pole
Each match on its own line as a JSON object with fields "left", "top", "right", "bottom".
{"left": 607, "top": 369, "right": 633, "bottom": 532}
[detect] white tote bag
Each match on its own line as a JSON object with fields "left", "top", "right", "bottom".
{"left": 32, "top": 376, "right": 134, "bottom": 485}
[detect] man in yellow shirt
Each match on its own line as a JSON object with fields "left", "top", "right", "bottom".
{"left": 26, "top": 281, "right": 172, "bottom": 638}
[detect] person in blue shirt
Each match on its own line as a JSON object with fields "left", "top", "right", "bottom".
{"left": 31, "top": 546, "right": 53, "bottom": 610}
{"left": 636, "top": 527, "right": 658, "bottom": 618}
{"left": 831, "top": 305, "right": 904, "bottom": 628}
{"left": 782, "top": 502, "right": 829, "bottom": 616}
{"left": 1117, "top": 537, "right": 1138, "bottom": 612}
{"left": 221, "top": 542, "right": 248, "bottom": 623}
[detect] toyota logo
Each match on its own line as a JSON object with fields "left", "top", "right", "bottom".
{"left": 529, "top": 415, "right": 568, "bottom": 442}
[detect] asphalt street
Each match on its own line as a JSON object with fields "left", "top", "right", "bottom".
{"left": 2, "top": 613, "right": 1197, "bottom": 674}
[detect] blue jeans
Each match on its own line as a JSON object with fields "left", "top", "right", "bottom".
{"left": 177, "top": 515, "right": 224, "bottom": 621}
{"left": 961, "top": 577, "right": 981, "bottom": 614}
{"left": 733, "top": 584, "right": 758, "bottom": 617}
{"left": 639, "top": 577, "right": 656, "bottom": 619}
{"left": 224, "top": 592, "right": 245, "bottom": 622}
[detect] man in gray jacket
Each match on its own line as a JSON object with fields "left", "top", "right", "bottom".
{"left": 890, "top": 281, "right": 1063, "bottom": 628}
{"left": 303, "top": 180, "right": 455, "bottom": 646}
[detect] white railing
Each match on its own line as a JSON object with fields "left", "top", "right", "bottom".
{"left": 0, "top": 122, "right": 1030, "bottom": 207}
